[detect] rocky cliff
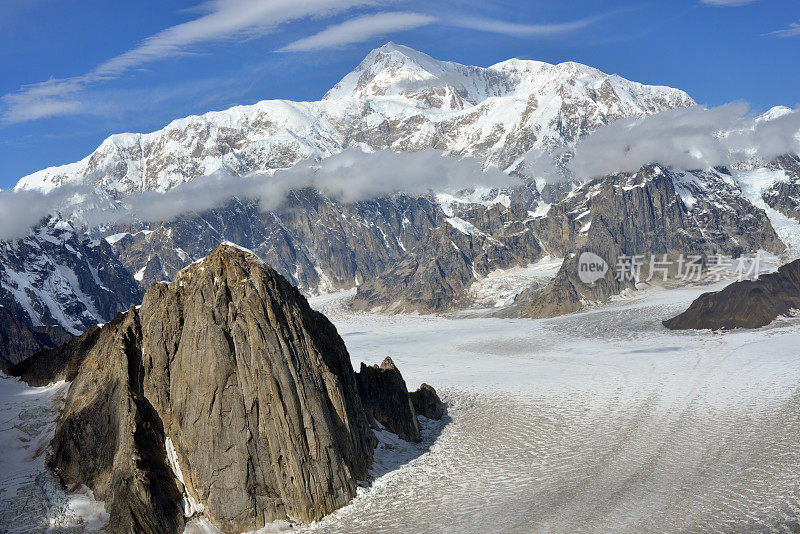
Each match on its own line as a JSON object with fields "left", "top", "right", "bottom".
{"left": 356, "top": 357, "right": 421, "bottom": 442}
{"left": 32, "top": 245, "right": 437, "bottom": 533}
{"left": 514, "top": 165, "right": 784, "bottom": 318}
{"left": 350, "top": 198, "right": 544, "bottom": 314}
{"left": 107, "top": 191, "right": 443, "bottom": 294}
{"left": 663, "top": 259, "right": 800, "bottom": 330}
{"left": 763, "top": 154, "right": 800, "bottom": 221}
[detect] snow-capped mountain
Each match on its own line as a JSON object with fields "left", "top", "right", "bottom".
{"left": 0, "top": 218, "right": 141, "bottom": 334}
{"left": 5, "top": 44, "right": 799, "bottom": 331}
{"left": 15, "top": 43, "right": 693, "bottom": 197}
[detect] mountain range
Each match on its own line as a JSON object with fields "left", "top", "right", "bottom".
{"left": 2, "top": 43, "right": 799, "bottom": 333}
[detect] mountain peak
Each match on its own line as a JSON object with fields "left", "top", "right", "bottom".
{"left": 322, "top": 42, "right": 469, "bottom": 104}
{"left": 14, "top": 44, "right": 694, "bottom": 199}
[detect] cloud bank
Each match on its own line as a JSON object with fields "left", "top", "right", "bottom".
{"left": 0, "top": 149, "right": 518, "bottom": 241}
{"left": 568, "top": 104, "right": 800, "bottom": 178}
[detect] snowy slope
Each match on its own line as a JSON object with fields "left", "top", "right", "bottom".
{"left": 0, "top": 218, "right": 141, "bottom": 333}
{"left": 14, "top": 43, "right": 693, "bottom": 197}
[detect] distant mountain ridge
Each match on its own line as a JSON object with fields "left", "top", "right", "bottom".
{"left": 4, "top": 44, "right": 799, "bottom": 332}
{"left": 14, "top": 43, "right": 693, "bottom": 197}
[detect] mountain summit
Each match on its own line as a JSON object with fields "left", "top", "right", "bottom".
{"left": 15, "top": 43, "right": 693, "bottom": 197}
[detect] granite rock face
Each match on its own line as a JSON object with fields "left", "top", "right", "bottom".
{"left": 356, "top": 357, "right": 421, "bottom": 442}
{"left": 0, "top": 306, "right": 72, "bottom": 371}
{"left": 409, "top": 384, "right": 444, "bottom": 421}
{"left": 49, "top": 311, "right": 185, "bottom": 534}
{"left": 48, "top": 245, "right": 381, "bottom": 533}
{"left": 663, "top": 259, "right": 800, "bottom": 330}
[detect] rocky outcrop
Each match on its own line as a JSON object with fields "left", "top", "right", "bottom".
{"left": 108, "top": 192, "right": 443, "bottom": 294}
{"left": 45, "top": 245, "right": 415, "bottom": 533}
{"left": 663, "top": 259, "right": 800, "bottom": 330}
{"left": 409, "top": 384, "right": 444, "bottom": 420}
{"left": 0, "top": 217, "right": 142, "bottom": 334}
{"left": 0, "top": 306, "right": 72, "bottom": 371}
{"left": 351, "top": 201, "right": 544, "bottom": 314}
{"left": 49, "top": 310, "right": 185, "bottom": 534}
{"left": 763, "top": 154, "right": 800, "bottom": 221}
{"left": 356, "top": 357, "right": 421, "bottom": 443}
{"left": 516, "top": 165, "right": 784, "bottom": 318}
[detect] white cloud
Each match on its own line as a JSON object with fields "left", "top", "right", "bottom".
{"left": 448, "top": 13, "right": 606, "bottom": 38}
{"left": 768, "top": 20, "right": 800, "bottom": 38}
{"left": 279, "top": 10, "right": 609, "bottom": 52}
{"left": 0, "top": 149, "right": 518, "bottom": 241}
{"left": 1, "top": 96, "right": 83, "bottom": 124}
{"left": 1, "top": 0, "right": 383, "bottom": 124}
{"left": 92, "top": 0, "right": 382, "bottom": 76}
{"left": 700, "top": 0, "right": 758, "bottom": 6}
{"left": 279, "top": 12, "right": 436, "bottom": 52}
{"left": 567, "top": 104, "right": 800, "bottom": 178}
{"left": 126, "top": 149, "right": 516, "bottom": 220}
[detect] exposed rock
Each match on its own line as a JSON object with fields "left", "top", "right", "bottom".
{"left": 663, "top": 259, "right": 800, "bottom": 330}
{"left": 108, "top": 192, "right": 443, "bottom": 294}
{"left": 763, "top": 154, "right": 800, "bottom": 221}
{"left": 8, "top": 325, "right": 100, "bottom": 386}
{"left": 516, "top": 165, "right": 784, "bottom": 318}
{"left": 48, "top": 245, "right": 379, "bottom": 533}
{"left": 356, "top": 357, "right": 421, "bottom": 442}
{"left": 0, "top": 306, "right": 72, "bottom": 371}
{"left": 0, "top": 217, "right": 142, "bottom": 334}
{"left": 351, "top": 201, "right": 544, "bottom": 313}
{"left": 409, "top": 384, "right": 444, "bottom": 420}
{"left": 49, "top": 310, "right": 185, "bottom": 534}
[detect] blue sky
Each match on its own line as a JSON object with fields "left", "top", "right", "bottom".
{"left": 0, "top": 0, "right": 798, "bottom": 189}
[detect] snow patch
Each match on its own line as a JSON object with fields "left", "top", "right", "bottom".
{"left": 165, "top": 437, "right": 205, "bottom": 518}
{"left": 445, "top": 217, "right": 477, "bottom": 235}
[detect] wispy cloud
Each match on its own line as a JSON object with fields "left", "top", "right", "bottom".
{"left": 278, "top": 12, "right": 436, "bottom": 52}
{"left": 1, "top": 0, "right": 383, "bottom": 124}
{"left": 700, "top": 0, "right": 759, "bottom": 6}
{"left": 278, "top": 10, "right": 610, "bottom": 52}
{"left": 768, "top": 19, "right": 800, "bottom": 38}
{"left": 447, "top": 13, "right": 607, "bottom": 38}
{"left": 90, "top": 0, "right": 381, "bottom": 77}
{"left": 3, "top": 1, "right": 614, "bottom": 122}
